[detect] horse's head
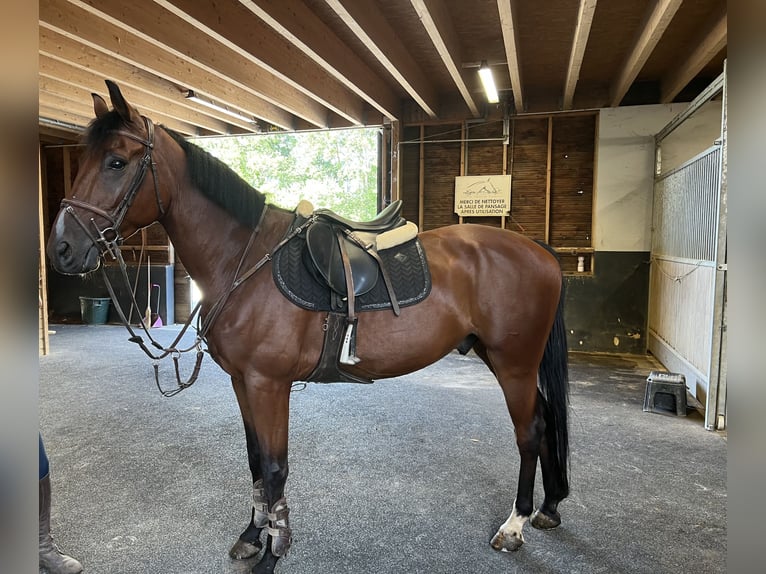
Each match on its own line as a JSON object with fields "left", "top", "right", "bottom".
{"left": 47, "top": 80, "right": 170, "bottom": 275}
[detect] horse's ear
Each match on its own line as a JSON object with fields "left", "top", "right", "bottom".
{"left": 105, "top": 79, "right": 140, "bottom": 124}
{"left": 93, "top": 93, "right": 109, "bottom": 119}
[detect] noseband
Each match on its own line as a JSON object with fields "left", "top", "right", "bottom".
{"left": 61, "top": 116, "right": 165, "bottom": 260}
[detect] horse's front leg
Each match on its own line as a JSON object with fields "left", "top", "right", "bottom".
{"left": 244, "top": 376, "right": 293, "bottom": 574}
{"left": 229, "top": 376, "right": 267, "bottom": 560}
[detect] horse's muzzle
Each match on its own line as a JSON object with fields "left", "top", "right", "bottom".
{"left": 46, "top": 237, "right": 101, "bottom": 276}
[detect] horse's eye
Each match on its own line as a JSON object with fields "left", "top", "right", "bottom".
{"left": 108, "top": 158, "right": 127, "bottom": 171}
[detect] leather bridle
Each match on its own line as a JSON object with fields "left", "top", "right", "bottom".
{"left": 55, "top": 116, "right": 304, "bottom": 397}
{"left": 57, "top": 116, "right": 207, "bottom": 396}
{"left": 60, "top": 116, "right": 165, "bottom": 261}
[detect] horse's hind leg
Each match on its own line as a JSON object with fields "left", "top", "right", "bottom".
{"left": 474, "top": 342, "right": 569, "bottom": 551}
{"left": 530, "top": 389, "right": 568, "bottom": 530}
{"left": 493, "top": 373, "right": 544, "bottom": 551}
{"left": 475, "top": 345, "right": 544, "bottom": 552}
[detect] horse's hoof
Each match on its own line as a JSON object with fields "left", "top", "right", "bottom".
{"left": 229, "top": 537, "right": 262, "bottom": 559}
{"left": 251, "top": 554, "right": 280, "bottom": 574}
{"left": 490, "top": 530, "right": 524, "bottom": 552}
{"left": 530, "top": 508, "right": 561, "bottom": 530}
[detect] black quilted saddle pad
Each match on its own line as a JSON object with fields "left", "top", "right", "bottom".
{"left": 272, "top": 232, "right": 431, "bottom": 313}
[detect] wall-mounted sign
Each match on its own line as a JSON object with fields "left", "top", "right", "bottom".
{"left": 454, "top": 175, "right": 511, "bottom": 216}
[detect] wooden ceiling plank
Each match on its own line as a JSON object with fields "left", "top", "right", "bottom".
{"left": 409, "top": 0, "right": 479, "bottom": 117}
{"left": 40, "top": 29, "right": 254, "bottom": 133}
{"left": 326, "top": 0, "right": 439, "bottom": 118}
{"left": 563, "top": 0, "right": 598, "bottom": 110}
{"left": 39, "top": 66, "right": 230, "bottom": 135}
{"left": 40, "top": 0, "right": 295, "bottom": 130}
{"left": 39, "top": 61, "right": 235, "bottom": 136}
{"left": 238, "top": 0, "right": 401, "bottom": 121}
{"left": 159, "top": 0, "right": 365, "bottom": 126}
{"left": 660, "top": 12, "right": 726, "bottom": 103}
{"left": 70, "top": 0, "right": 327, "bottom": 128}
{"left": 609, "top": 0, "right": 683, "bottom": 107}
{"left": 39, "top": 104, "right": 93, "bottom": 131}
{"left": 40, "top": 92, "right": 197, "bottom": 135}
{"left": 496, "top": 0, "right": 524, "bottom": 114}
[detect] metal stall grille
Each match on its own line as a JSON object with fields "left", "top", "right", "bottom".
{"left": 648, "top": 69, "right": 727, "bottom": 430}
{"left": 649, "top": 146, "right": 721, "bottom": 393}
{"left": 653, "top": 147, "right": 721, "bottom": 262}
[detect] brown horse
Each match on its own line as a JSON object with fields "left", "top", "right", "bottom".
{"left": 47, "top": 81, "right": 570, "bottom": 574}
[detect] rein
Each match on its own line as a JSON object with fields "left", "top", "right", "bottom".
{"left": 59, "top": 115, "right": 204, "bottom": 396}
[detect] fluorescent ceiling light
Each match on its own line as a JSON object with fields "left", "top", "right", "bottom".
{"left": 478, "top": 61, "right": 499, "bottom": 104}
{"left": 185, "top": 90, "right": 257, "bottom": 124}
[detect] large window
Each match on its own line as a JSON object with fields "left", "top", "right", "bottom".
{"left": 193, "top": 128, "right": 380, "bottom": 220}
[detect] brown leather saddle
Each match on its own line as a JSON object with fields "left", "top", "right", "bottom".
{"left": 305, "top": 199, "right": 406, "bottom": 305}
{"left": 271, "top": 200, "right": 430, "bottom": 383}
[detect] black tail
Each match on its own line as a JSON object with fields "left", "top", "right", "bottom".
{"left": 538, "top": 276, "right": 570, "bottom": 498}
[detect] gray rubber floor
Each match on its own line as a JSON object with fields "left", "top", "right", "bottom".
{"left": 39, "top": 324, "right": 726, "bottom": 574}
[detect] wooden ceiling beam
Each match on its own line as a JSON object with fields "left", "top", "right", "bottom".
{"left": 70, "top": 0, "right": 329, "bottom": 128}
{"left": 610, "top": 0, "right": 683, "bottom": 107}
{"left": 239, "top": 0, "right": 401, "bottom": 121}
{"left": 326, "top": 0, "right": 438, "bottom": 118}
{"left": 496, "top": 0, "right": 523, "bottom": 114}
{"left": 660, "top": 12, "right": 727, "bottom": 103}
{"left": 39, "top": 67, "right": 231, "bottom": 136}
{"left": 563, "top": 0, "right": 598, "bottom": 110}
{"left": 39, "top": 91, "right": 198, "bottom": 136}
{"left": 157, "top": 0, "right": 363, "bottom": 126}
{"left": 40, "top": 62, "right": 231, "bottom": 136}
{"left": 39, "top": 31, "right": 258, "bottom": 134}
{"left": 409, "top": 0, "right": 479, "bottom": 117}
{"left": 40, "top": 0, "right": 295, "bottom": 130}
{"left": 39, "top": 104, "right": 92, "bottom": 133}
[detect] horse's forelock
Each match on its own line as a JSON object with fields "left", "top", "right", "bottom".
{"left": 83, "top": 111, "right": 128, "bottom": 151}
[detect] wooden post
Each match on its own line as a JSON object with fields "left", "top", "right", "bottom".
{"left": 459, "top": 122, "right": 466, "bottom": 224}
{"left": 418, "top": 125, "right": 424, "bottom": 230}
{"left": 390, "top": 120, "right": 400, "bottom": 202}
{"left": 62, "top": 146, "right": 72, "bottom": 197}
{"left": 39, "top": 148, "right": 50, "bottom": 356}
{"left": 545, "top": 116, "right": 553, "bottom": 243}
{"left": 501, "top": 121, "right": 509, "bottom": 229}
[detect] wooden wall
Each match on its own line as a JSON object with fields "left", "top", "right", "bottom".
{"left": 396, "top": 111, "right": 656, "bottom": 355}
{"left": 399, "top": 112, "right": 597, "bottom": 274}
